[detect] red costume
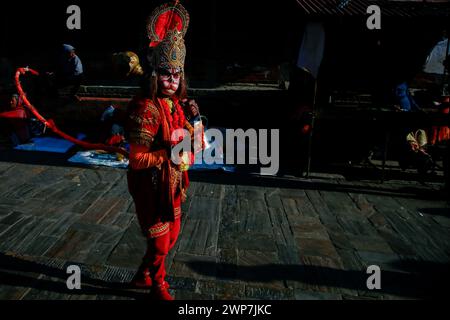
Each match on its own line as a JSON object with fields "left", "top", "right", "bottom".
{"left": 126, "top": 2, "right": 198, "bottom": 300}
{"left": 127, "top": 97, "right": 188, "bottom": 296}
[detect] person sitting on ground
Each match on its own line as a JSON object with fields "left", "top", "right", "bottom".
{"left": 47, "top": 44, "right": 84, "bottom": 101}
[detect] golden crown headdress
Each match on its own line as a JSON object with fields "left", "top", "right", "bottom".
{"left": 147, "top": 1, "right": 190, "bottom": 71}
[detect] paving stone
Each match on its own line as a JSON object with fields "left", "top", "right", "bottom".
{"left": 196, "top": 279, "right": 245, "bottom": 298}
{"left": 237, "top": 250, "right": 284, "bottom": 289}
{"left": 413, "top": 221, "right": 450, "bottom": 253}
{"left": 71, "top": 200, "right": 96, "bottom": 214}
{"left": 396, "top": 197, "right": 447, "bottom": 226}
{"left": 264, "top": 191, "right": 284, "bottom": 209}
{"left": 274, "top": 188, "right": 307, "bottom": 199}
{"left": 0, "top": 216, "right": 38, "bottom": 251}
{"left": 320, "top": 191, "right": 360, "bottom": 217}
{"left": 195, "top": 183, "right": 224, "bottom": 200}
{"left": 216, "top": 248, "right": 238, "bottom": 280}
{"left": 20, "top": 199, "right": 71, "bottom": 219}
{"left": 235, "top": 233, "right": 278, "bottom": 252}
{"left": 189, "top": 196, "right": 221, "bottom": 221}
{"left": 366, "top": 195, "right": 415, "bottom": 221}
{"left": 2, "top": 183, "right": 40, "bottom": 199}
{"left": 126, "top": 201, "right": 136, "bottom": 214}
{"left": 21, "top": 236, "right": 59, "bottom": 257}
{"left": 356, "top": 251, "right": 404, "bottom": 273}
{"left": 336, "top": 249, "right": 365, "bottom": 271}
{"left": 294, "top": 196, "right": 320, "bottom": 218}
{"left": 41, "top": 212, "right": 81, "bottom": 238}
{"left": 368, "top": 211, "right": 390, "bottom": 229}
{"left": 13, "top": 219, "right": 56, "bottom": 254}
{"left": 294, "top": 290, "right": 342, "bottom": 300}
{"left": 173, "top": 289, "right": 214, "bottom": 300}
{"left": 376, "top": 227, "right": 416, "bottom": 256}
{"left": 0, "top": 284, "right": 32, "bottom": 300}
{"left": 97, "top": 227, "right": 125, "bottom": 245}
{"left": 298, "top": 255, "right": 347, "bottom": 294}
{"left": 106, "top": 223, "right": 146, "bottom": 268}
{"left": 244, "top": 285, "right": 294, "bottom": 300}
{"left": 430, "top": 215, "right": 450, "bottom": 228}
{"left": 178, "top": 218, "right": 218, "bottom": 256}
{"left": 0, "top": 211, "right": 27, "bottom": 226}
{"left": 97, "top": 198, "right": 129, "bottom": 226}
{"left": 80, "top": 197, "right": 124, "bottom": 224}
{"left": 166, "top": 275, "right": 197, "bottom": 291}
{"left": 347, "top": 235, "right": 394, "bottom": 254}
{"left": 50, "top": 183, "right": 91, "bottom": 204}
{"left": 382, "top": 212, "right": 437, "bottom": 248}
{"left": 296, "top": 238, "right": 339, "bottom": 259}
{"left": 305, "top": 190, "right": 334, "bottom": 219}
{"left": 99, "top": 265, "right": 135, "bottom": 283}
{"left": 238, "top": 198, "right": 272, "bottom": 234}
{"left": 328, "top": 231, "right": 353, "bottom": 251}
{"left": 217, "top": 186, "right": 239, "bottom": 250}
{"left": 170, "top": 253, "right": 218, "bottom": 281}
{"left": 277, "top": 244, "right": 301, "bottom": 267}
{"left": 291, "top": 222, "right": 330, "bottom": 241}
{"left": 0, "top": 224, "right": 13, "bottom": 236}
{"left": 268, "top": 207, "right": 296, "bottom": 247}
{"left": 84, "top": 243, "right": 117, "bottom": 266}
{"left": 0, "top": 198, "right": 25, "bottom": 211}
{"left": 281, "top": 197, "right": 301, "bottom": 218}
{"left": 21, "top": 275, "right": 71, "bottom": 300}
{"left": 69, "top": 293, "right": 99, "bottom": 300}
{"left": 342, "top": 294, "right": 379, "bottom": 300}
{"left": 0, "top": 163, "right": 15, "bottom": 176}
{"left": 45, "top": 229, "right": 102, "bottom": 262}
{"left": 336, "top": 215, "right": 378, "bottom": 236}
{"left": 347, "top": 193, "right": 377, "bottom": 218}
{"left": 27, "top": 166, "right": 68, "bottom": 186}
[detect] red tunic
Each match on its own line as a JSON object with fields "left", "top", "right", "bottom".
{"left": 126, "top": 96, "right": 188, "bottom": 238}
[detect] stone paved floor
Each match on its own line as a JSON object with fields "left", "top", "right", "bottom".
{"left": 0, "top": 153, "right": 449, "bottom": 300}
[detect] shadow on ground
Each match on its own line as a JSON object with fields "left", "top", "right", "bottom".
{"left": 0, "top": 253, "right": 147, "bottom": 300}
{"left": 187, "top": 259, "right": 450, "bottom": 299}
{"left": 189, "top": 171, "right": 449, "bottom": 201}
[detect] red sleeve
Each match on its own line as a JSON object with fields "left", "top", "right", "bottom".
{"left": 127, "top": 99, "right": 168, "bottom": 170}
{"left": 129, "top": 143, "right": 168, "bottom": 170}
{"left": 127, "top": 99, "right": 161, "bottom": 148}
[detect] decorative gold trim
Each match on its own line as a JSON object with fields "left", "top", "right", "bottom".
{"left": 148, "top": 222, "right": 170, "bottom": 238}
{"left": 174, "top": 206, "right": 181, "bottom": 219}
{"left": 147, "top": 3, "right": 190, "bottom": 42}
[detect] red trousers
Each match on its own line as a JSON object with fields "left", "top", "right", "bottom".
{"left": 141, "top": 217, "right": 181, "bottom": 285}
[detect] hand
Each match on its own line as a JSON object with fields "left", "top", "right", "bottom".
{"left": 181, "top": 99, "right": 200, "bottom": 118}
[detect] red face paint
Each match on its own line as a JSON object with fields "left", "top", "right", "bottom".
{"left": 158, "top": 68, "right": 181, "bottom": 96}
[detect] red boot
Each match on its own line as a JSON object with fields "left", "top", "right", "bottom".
{"left": 151, "top": 281, "right": 174, "bottom": 300}
{"left": 130, "top": 268, "right": 152, "bottom": 288}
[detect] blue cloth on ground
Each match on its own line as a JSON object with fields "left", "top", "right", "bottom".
{"left": 14, "top": 134, "right": 86, "bottom": 153}
{"left": 68, "top": 150, "right": 129, "bottom": 169}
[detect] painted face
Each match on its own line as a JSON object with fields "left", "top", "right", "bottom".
{"left": 158, "top": 67, "right": 181, "bottom": 96}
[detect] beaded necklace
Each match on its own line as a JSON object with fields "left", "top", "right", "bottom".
{"left": 159, "top": 97, "right": 186, "bottom": 145}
